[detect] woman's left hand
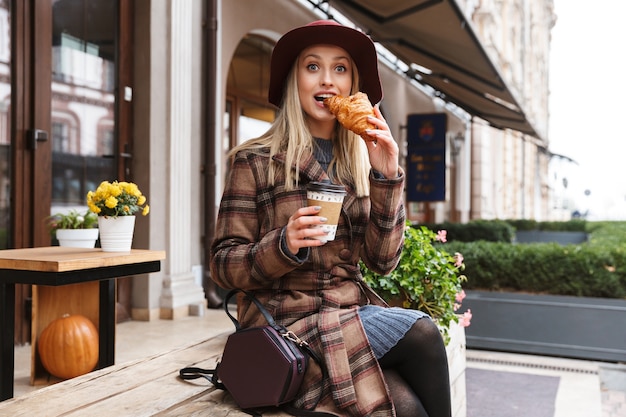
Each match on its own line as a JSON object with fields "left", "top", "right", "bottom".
{"left": 362, "top": 107, "right": 399, "bottom": 179}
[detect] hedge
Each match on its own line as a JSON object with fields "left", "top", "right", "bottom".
{"left": 421, "top": 219, "right": 515, "bottom": 243}
{"left": 442, "top": 221, "right": 626, "bottom": 299}
{"left": 422, "top": 219, "right": 597, "bottom": 243}
{"left": 504, "top": 219, "right": 590, "bottom": 232}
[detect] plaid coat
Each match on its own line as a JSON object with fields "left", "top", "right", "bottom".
{"left": 211, "top": 147, "right": 406, "bottom": 416}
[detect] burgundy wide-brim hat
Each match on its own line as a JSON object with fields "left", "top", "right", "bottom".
{"left": 268, "top": 20, "right": 383, "bottom": 107}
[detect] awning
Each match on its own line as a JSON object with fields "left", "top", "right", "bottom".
{"left": 319, "top": 0, "right": 540, "bottom": 138}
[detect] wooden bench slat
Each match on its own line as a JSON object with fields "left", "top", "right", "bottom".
{"left": 62, "top": 368, "right": 222, "bottom": 417}
{"left": 156, "top": 389, "right": 289, "bottom": 417}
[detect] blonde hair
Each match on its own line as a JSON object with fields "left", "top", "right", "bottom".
{"left": 229, "top": 56, "right": 371, "bottom": 197}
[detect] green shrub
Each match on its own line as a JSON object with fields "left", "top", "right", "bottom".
{"left": 445, "top": 221, "right": 626, "bottom": 299}
{"left": 504, "top": 219, "right": 538, "bottom": 231}
{"left": 422, "top": 219, "right": 514, "bottom": 243}
{"left": 505, "top": 219, "right": 588, "bottom": 232}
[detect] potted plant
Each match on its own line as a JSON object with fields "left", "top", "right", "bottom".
{"left": 86, "top": 181, "right": 150, "bottom": 252}
{"left": 47, "top": 209, "right": 99, "bottom": 248}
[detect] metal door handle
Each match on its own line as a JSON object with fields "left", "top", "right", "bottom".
{"left": 27, "top": 129, "right": 48, "bottom": 150}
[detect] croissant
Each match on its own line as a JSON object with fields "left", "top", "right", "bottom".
{"left": 323, "top": 92, "right": 376, "bottom": 140}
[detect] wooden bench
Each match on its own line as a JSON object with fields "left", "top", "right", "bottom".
{"left": 0, "top": 321, "right": 466, "bottom": 417}
{"left": 0, "top": 331, "right": 289, "bottom": 417}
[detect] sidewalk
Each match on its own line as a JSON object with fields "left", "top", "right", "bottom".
{"left": 466, "top": 349, "right": 625, "bottom": 417}
{"left": 12, "top": 308, "right": 626, "bottom": 416}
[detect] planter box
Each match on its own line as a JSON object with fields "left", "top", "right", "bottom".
{"left": 515, "top": 230, "right": 588, "bottom": 245}
{"left": 463, "top": 290, "right": 626, "bottom": 362}
{"left": 446, "top": 321, "right": 467, "bottom": 417}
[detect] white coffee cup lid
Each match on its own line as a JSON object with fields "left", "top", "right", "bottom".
{"left": 307, "top": 181, "right": 346, "bottom": 195}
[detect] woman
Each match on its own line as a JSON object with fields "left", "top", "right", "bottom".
{"left": 211, "top": 20, "right": 451, "bottom": 417}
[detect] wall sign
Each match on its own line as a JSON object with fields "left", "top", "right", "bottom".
{"left": 406, "top": 113, "right": 447, "bottom": 202}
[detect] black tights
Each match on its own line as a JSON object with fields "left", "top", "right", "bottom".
{"left": 378, "top": 318, "right": 452, "bottom": 417}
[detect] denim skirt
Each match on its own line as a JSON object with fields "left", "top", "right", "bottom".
{"left": 358, "top": 305, "right": 429, "bottom": 359}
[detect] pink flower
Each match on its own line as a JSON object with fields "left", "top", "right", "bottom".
{"left": 436, "top": 230, "right": 447, "bottom": 243}
{"left": 459, "top": 309, "right": 472, "bottom": 327}
{"left": 454, "top": 252, "right": 464, "bottom": 267}
{"left": 455, "top": 289, "right": 466, "bottom": 303}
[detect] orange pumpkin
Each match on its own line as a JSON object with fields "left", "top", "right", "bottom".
{"left": 38, "top": 314, "right": 99, "bottom": 379}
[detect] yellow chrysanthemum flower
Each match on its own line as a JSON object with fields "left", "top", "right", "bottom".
{"left": 110, "top": 184, "right": 122, "bottom": 197}
{"left": 105, "top": 196, "right": 118, "bottom": 209}
{"left": 87, "top": 201, "right": 99, "bottom": 213}
{"left": 125, "top": 182, "right": 141, "bottom": 197}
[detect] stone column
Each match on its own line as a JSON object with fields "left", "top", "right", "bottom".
{"left": 159, "top": 0, "right": 206, "bottom": 319}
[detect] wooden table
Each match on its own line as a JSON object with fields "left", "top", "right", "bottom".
{"left": 0, "top": 247, "right": 166, "bottom": 401}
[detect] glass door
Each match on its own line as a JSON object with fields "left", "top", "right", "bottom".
{"left": 49, "top": 0, "right": 134, "bottom": 322}
{"left": 50, "top": 0, "right": 118, "bottom": 219}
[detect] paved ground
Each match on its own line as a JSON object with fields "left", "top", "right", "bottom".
{"left": 466, "top": 349, "right": 626, "bottom": 417}
{"left": 467, "top": 368, "right": 559, "bottom": 417}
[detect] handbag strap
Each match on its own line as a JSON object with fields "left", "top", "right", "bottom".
{"left": 178, "top": 367, "right": 225, "bottom": 390}
{"left": 223, "top": 289, "right": 278, "bottom": 331}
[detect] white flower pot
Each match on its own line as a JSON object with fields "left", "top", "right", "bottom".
{"left": 56, "top": 228, "right": 99, "bottom": 248}
{"left": 98, "top": 216, "right": 136, "bottom": 252}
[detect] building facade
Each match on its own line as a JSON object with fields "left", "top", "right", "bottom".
{"left": 467, "top": 0, "right": 555, "bottom": 220}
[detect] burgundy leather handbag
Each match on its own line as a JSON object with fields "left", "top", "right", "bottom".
{"left": 179, "top": 290, "right": 322, "bottom": 412}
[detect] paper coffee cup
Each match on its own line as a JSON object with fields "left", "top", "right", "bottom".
{"left": 306, "top": 181, "right": 347, "bottom": 242}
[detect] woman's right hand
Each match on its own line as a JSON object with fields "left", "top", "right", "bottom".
{"left": 285, "top": 206, "right": 328, "bottom": 254}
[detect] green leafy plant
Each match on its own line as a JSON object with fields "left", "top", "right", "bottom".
{"left": 361, "top": 224, "right": 470, "bottom": 342}
{"left": 46, "top": 209, "right": 98, "bottom": 234}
